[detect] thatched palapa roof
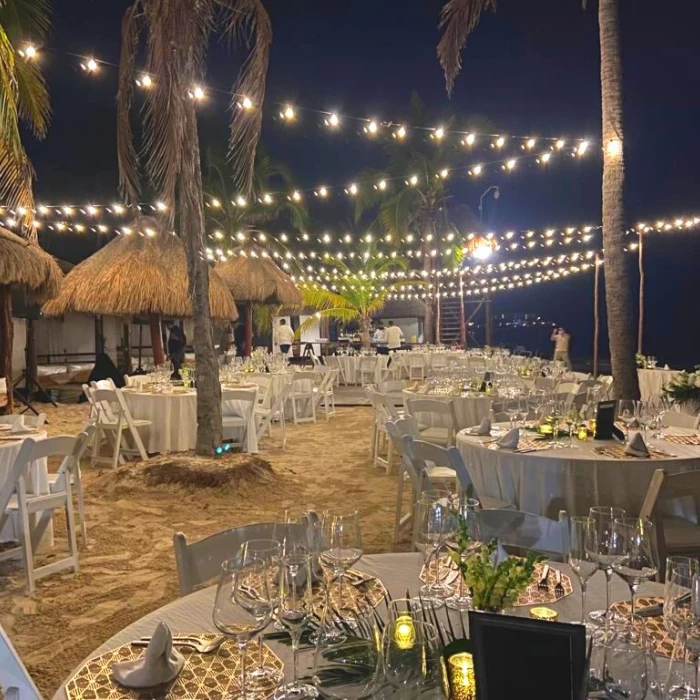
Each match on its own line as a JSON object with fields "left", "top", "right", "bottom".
{"left": 42, "top": 218, "right": 238, "bottom": 320}
{"left": 0, "top": 227, "right": 63, "bottom": 302}
{"left": 216, "top": 246, "right": 302, "bottom": 306}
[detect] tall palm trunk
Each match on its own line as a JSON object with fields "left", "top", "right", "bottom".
{"left": 422, "top": 221, "right": 435, "bottom": 344}
{"left": 0, "top": 288, "right": 13, "bottom": 413}
{"left": 180, "top": 99, "right": 222, "bottom": 454}
{"left": 599, "top": 0, "right": 639, "bottom": 399}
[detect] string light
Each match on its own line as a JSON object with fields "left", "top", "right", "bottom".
{"left": 347, "top": 183, "right": 358, "bottom": 196}
{"left": 408, "top": 175, "right": 419, "bottom": 186}
{"left": 394, "top": 125, "right": 407, "bottom": 140}
{"left": 525, "top": 138, "right": 537, "bottom": 150}
{"left": 494, "top": 136, "right": 506, "bottom": 148}
{"left": 439, "top": 168, "right": 449, "bottom": 179}
{"left": 539, "top": 152, "right": 551, "bottom": 164}
{"left": 190, "top": 86, "right": 205, "bottom": 101}
{"left": 505, "top": 159, "right": 517, "bottom": 171}
{"left": 81, "top": 58, "right": 99, "bottom": 73}
{"left": 19, "top": 44, "right": 38, "bottom": 60}
{"left": 316, "top": 187, "right": 329, "bottom": 198}
{"left": 136, "top": 74, "right": 153, "bottom": 88}
{"left": 463, "top": 133, "right": 476, "bottom": 146}
{"left": 263, "top": 193, "right": 273, "bottom": 204}
{"left": 291, "top": 190, "right": 302, "bottom": 202}
{"left": 556, "top": 139, "right": 566, "bottom": 150}
{"left": 376, "top": 179, "right": 387, "bottom": 191}
{"left": 364, "top": 120, "right": 379, "bottom": 135}
{"left": 325, "top": 113, "right": 340, "bottom": 128}
{"left": 607, "top": 138, "right": 622, "bottom": 156}
{"left": 577, "top": 140, "right": 590, "bottom": 156}
{"left": 240, "top": 96, "right": 254, "bottom": 110}
{"left": 432, "top": 126, "right": 445, "bottom": 141}
{"left": 280, "top": 105, "right": 296, "bottom": 121}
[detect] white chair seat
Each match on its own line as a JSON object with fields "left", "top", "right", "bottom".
{"left": 222, "top": 416, "right": 247, "bottom": 427}
{"left": 426, "top": 466, "right": 456, "bottom": 481}
{"left": 418, "top": 427, "right": 451, "bottom": 445}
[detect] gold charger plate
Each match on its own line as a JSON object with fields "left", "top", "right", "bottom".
{"left": 65, "top": 636, "right": 283, "bottom": 699}
{"left": 610, "top": 597, "right": 680, "bottom": 659}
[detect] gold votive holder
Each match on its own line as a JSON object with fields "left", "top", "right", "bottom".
{"left": 539, "top": 423, "right": 553, "bottom": 436}
{"left": 577, "top": 425, "right": 589, "bottom": 441}
{"left": 530, "top": 606, "right": 558, "bottom": 621}
{"left": 447, "top": 652, "right": 476, "bottom": 700}
{"left": 394, "top": 614, "right": 416, "bottom": 650}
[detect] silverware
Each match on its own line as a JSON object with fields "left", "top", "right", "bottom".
{"left": 637, "top": 592, "right": 691, "bottom": 618}
{"left": 554, "top": 568, "right": 564, "bottom": 597}
{"left": 133, "top": 636, "right": 225, "bottom": 653}
{"left": 537, "top": 565, "right": 550, "bottom": 591}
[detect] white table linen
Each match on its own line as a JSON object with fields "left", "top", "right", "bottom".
{"left": 54, "top": 552, "right": 665, "bottom": 700}
{"left": 0, "top": 430, "right": 52, "bottom": 546}
{"left": 457, "top": 425, "right": 700, "bottom": 518}
{"left": 638, "top": 368, "right": 680, "bottom": 401}
{"left": 403, "top": 389, "right": 492, "bottom": 430}
{"left": 123, "top": 390, "right": 258, "bottom": 454}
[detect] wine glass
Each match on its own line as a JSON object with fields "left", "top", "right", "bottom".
{"left": 414, "top": 494, "right": 456, "bottom": 607}
{"left": 213, "top": 554, "right": 274, "bottom": 700}
{"left": 610, "top": 517, "right": 659, "bottom": 643}
{"left": 239, "top": 539, "right": 284, "bottom": 688}
{"left": 446, "top": 497, "right": 481, "bottom": 612}
{"left": 664, "top": 557, "right": 699, "bottom": 699}
{"left": 505, "top": 396, "right": 521, "bottom": 429}
{"left": 586, "top": 506, "right": 626, "bottom": 632}
{"left": 568, "top": 516, "right": 598, "bottom": 630}
{"left": 275, "top": 544, "right": 318, "bottom": 700}
{"left": 319, "top": 512, "right": 363, "bottom": 621}
{"left": 382, "top": 619, "right": 442, "bottom": 697}
{"left": 562, "top": 404, "right": 580, "bottom": 447}
{"left": 618, "top": 400, "right": 637, "bottom": 443}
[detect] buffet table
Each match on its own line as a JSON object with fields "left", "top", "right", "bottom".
{"left": 55, "top": 552, "right": 658, "bottom": 700}
{"left": 637, "top": 368, "right": 681, "bottom": 401}
{"left": 456, "top": 425, "right": 700, "bottom": 518}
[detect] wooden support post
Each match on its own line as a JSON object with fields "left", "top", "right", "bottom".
{"left": 637, "top": 231, "right": 644, "bottom": 355}
{"left": 593, "top": 255, "right": 601, "bottom": 378}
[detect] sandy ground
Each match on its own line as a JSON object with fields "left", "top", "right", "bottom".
{"left": 0, "top": 402, "right": 407, "bottom": 697}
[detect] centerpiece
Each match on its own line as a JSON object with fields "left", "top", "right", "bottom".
{"left": 663, "top": 367, "right": 700, "bottom": 411}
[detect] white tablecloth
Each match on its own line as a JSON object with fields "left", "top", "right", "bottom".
{"left": 123, "top": 390, "right": 258, "bottom": 454}
{"left": 54, "top": 552, "right": 665, "bottom": 700}
{"left": 327, "top": 355, "right": 387, "bottom": 385}
{"left": 637, "top": 368, "right": 680, "bottom": 401}
{"left": 403, "top": 389, "right": 492, "bottom": 430}
{"left": 457, "top": 426, "right": 700, "bottom": 518}
{"left": 0, "top": 430, "right": 52, "bottom": 546}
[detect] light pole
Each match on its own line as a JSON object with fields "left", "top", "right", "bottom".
{"left": 478, "top": 185, "right": 500, "bottom": 224}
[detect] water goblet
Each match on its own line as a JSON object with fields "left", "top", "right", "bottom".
{"left": 568, "top": 516, "right": 598, "bottom": 631}
{"left": 446, "top": 497, "right": 480, "bottom": 612}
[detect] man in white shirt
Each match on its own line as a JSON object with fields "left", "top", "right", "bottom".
{"left": 385, "top": 320, "right": 404, "bottom": 350}
{"left": 276, "top": 319, "right": 295, "bottom": 355}
{"left": 551, "top": 327, "right": 572, "bottom": 370}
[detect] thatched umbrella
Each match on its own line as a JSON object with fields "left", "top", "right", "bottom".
{"left": 0, "top": 227, "right": 64, "bottom": 411}
{"left": 216, "top": 246, "right": 301, "bottom": 356}
{"left": 42, "top": 218, "right": 238, "bottom": 365}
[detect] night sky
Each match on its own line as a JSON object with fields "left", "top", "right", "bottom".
{"left": 25, "top": 0, "right": 700, "bottom": 368}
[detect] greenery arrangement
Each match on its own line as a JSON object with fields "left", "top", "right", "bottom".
{"left": 450, "top": 514, "right": 544, "bottom": 613}
{"left": 663, "top": 368, "right": 700, "bottom": 408}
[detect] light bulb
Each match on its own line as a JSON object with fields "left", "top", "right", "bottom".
{"left": 282, "top": 105, "right": 295, "bottom": 120}
{"left": 495, "top": 136, "right": 505, "bottom": 148}
{"left": 211, "top": 198, "right": 221, "bottom": 207}
{"left": 327, "top": 112, "right": 340, "bottom": 127}
{"left": 87, "top": 205, "right": 98, "bottom": 216}
{"left": 471, "top": 164, "right": 483, "bottom": 176}
{"left": 395, "top": 125, "right": 407, "bottom": 139}
{"left": 556, "top": 139, "right": 566, "bottom": 150}
{"left": 263, "top": 193, "right": 273, "bottom": 204}
{"left": 317, "top": 187, "right": 328, "bottom": 198}
{"left": 236, "top": 196, "right": 247, "bottom": 207}
{"left": 241, "top": 96, "right": 253, "bottom": 110}
{"left": 22, "top": 44, "right": 37, "bottom": 60}
{"left": 82, "top": 58, "right": 98, "bottom": 72}
{"left": 465, "top": 132, "right": 476, "bottom": 145}
{"left": 366, "top": 120, "right": 379, "bottom": 134}
{"left": 112, "top": 204, "right": 125, "bottom": 215}
{"left": 347, "top": 183, "right": 358, "bottom": 196}
{"left": 606, "top": 138, "right": 622, "bottom": 156}
{"left": 506, "top": 159, "right": 517, "bottom": 170}
{"left": 377, "top": 179, "right": 387, "bottom": 190}
{"left": 433, "top": 126, "right": 445, "bottom": 141}
{"left": 540, "top": 152, "right": 551, "bottom": 163}
{"left": 292, "top": 190, "right": 302, "bottom": 201}
{"left": 577, "top": 140, "right": 590, "bottom": 156}
{"left": 138, "top": 74, "right": 153, "bottom": 88}
{"left": 408, "top": 175, "right": 418, "bottom": 186}
{"left": 439, "top": 168, "right": 449, "bottom": 179}
{"left": 526, "top": 138, "right": 536, "bottom": 149}
{"left": 156, "top": 201, "right": 167, "bottom": 211}
{"left": 191, "top": 86, "right": 205, "bottom": 101}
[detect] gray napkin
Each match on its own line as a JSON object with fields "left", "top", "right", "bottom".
{"left": 112, "top": 622, "right": 184, "bottom": 688}
{"left": 475, "top": 416, "right": 492, "bottom": 435}
{"left": 496, "top": 428, "right": 519, "bottom": 450}
{"left": 624, "top": 432, "right": 650, "bottom": 458}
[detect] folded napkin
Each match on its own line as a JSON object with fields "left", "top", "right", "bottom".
{"left": 112, "top": 622, "right": 184, "bottom": 688}
{"left": 475, "top": 416, "right": 492, "bottom": 436}
{"left": 624, "top": 432, "right": 650, "bottom": 459}
{"left": 496, "top": 428, "right": 519, "bottom": 450}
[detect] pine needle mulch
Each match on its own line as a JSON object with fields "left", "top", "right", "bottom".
{"left": 0, "top": 403, "right": 405, "bottom": 697}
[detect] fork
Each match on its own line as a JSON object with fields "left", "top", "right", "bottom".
{"left": 537, "top": 565, "right": 550, "bottom": 591}
{"left": 132, "top": 636, "right": 225, "bottom": 653}
{"left": 554, "top": 568, "right": 565, "bottom": 597}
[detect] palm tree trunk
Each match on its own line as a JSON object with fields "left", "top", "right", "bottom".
{"left": 459, "top": 274, "right": 466, "bottom": 347}
{"left": 244, "top": 303, "right": 253, "bottom": 356}
{"left": 180, "top": 98, "right": 223, "bottom": 455}
{"left": 0, "top": 287, "right": 13, "bottom": 413}
{"left": 599, "top": 0, "right": 639, "bottom": 399}
{"left": 637, "top": 232, "right": 644, "bottom": 354}
{"left": 149, "top": 313, "right": 165, "bottom": 366}
{"left": 422, "top": 223, "right": 435, "bottom": 344}
{"left": 593, "top": 255, "right": 601, "bottom": 377}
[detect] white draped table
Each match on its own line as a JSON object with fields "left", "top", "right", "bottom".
{"left": 457, "top": 425, "right": 700, "bottom": 518}
{"left": 637, "top": 368, "right": 681, "bottom": 401}
{"left": 55, "top": 552, "right": 665, "bottom": 700}
{"left": 0, "top": 430, "right": 52, "bottom": 546}
{"left": 403, "top": 389, "right": 492, "bottom": 431}
{"left": 123, "top": 389, "right": 258, "bottom": 454}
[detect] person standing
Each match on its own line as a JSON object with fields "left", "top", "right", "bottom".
{"left": 276, "top": 318, "right": 295, "bottom": 356}
{"left": 551, "top": 327, "right": 572, "bottom": 370}
{"left": 167, "top": 324, "right": 187, "bottom": 378}
{"left": 385, "top": 320, "right": 404, "bottom": 351}
{"left": 373, "top": 324, "right": 388, "bottom": 354}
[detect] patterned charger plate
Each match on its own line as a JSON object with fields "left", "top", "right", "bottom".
{"left": 662, "top": 434, "right": 700, "bottom": 446}
{"left": 593, "top": 445, "right": 674, "bottom": 460}
{"left": 65, "top": 637, "right": 283, "bottom": 699}
{"left": 610, "top": 597, "right": 680, "bottom": 659}
{"left": 421, "top": 559, "right": 572, "bottom": 607}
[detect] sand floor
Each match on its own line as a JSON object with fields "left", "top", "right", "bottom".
{"left": 0, "top": 402, "right": 407, "bottom": 697}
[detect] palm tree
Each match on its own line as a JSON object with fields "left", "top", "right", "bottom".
{"left": 437, "top": 0, "right": 639, "bottom": 398}
{"left": 117, "top": 0, "right": 271, "bottom": 454}
{"left": 297, "top": 253, "right": 424, "bottom": 348}
{"left": 0, "top": 0, "right": 51, "bottom": 410}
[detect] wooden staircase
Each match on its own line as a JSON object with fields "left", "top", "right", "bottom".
{"left": 439, "top": 296, "right": 462, "bottom": 344}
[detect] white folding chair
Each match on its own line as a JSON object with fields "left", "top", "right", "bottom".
{"left": 0, "top": 431, "right": 91, "bottom": 592}
{"left": 90, "top": 387, "right": 151, "bottom": 468}
{"left": 359, "top": 356, "right": 378, "bottom": 386}
{"left": 313, "top": 369, "right": 338, "bottom": 420}
{"left": 477, "top": 509, "right": 570, "bottom": 560}
{"left": 0, "top": 624, "right": 41, "bottom": 700}
{"left": 325, "top": 356, "right": 346, "bottom": 386}
{"left": 222, "top": 388, "right": 259, "bottom": 451}
{"left": 378, "top": 379, "right": 408, "bottom": 408}
{"left": 288, "top": 371, "right": 317, "bottom": 424}
{"left": 366, "top": 386, "right": 396, "bottom": 471}
{"left": 407, "top": 354, "right": 426, "bottom": 381}
{"left": 173, "top": 522, "right": 306, "bottom": 596}
{"left": 406, "top": 397, "right": 459, "bottom": 447}
{"left": 48, "top": 422, "right": 95, "bottom": 545}
{"left": 662, "top": 412, "right": 700, "bottom": 430}
{"left": 248, "top": 375, "right": 273, "bottom": 410}
{"left": 256, "top": 380, "right": 292, "bottom": 449}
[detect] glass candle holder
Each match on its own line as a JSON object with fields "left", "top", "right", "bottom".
{"left": 393, "top": 614, "right": 416, "bottom": 650}
{"left": 448, "top": 652, "right": 476, "bottom": 700}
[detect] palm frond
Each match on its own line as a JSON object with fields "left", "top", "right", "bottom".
{"left": 301, "top": 286, "right": 358, "bottom": 312}
{"left": 378, "top": 189, "right": 417, "bottom": 239}
{"left": 437, "top": 0, "right": 497, "bottom": 95}
{"left": 14, "top": 57, "right": 49, "bottom": 138}
{"left": 296, "top": 307, "right": 360, "bottom": 338}
{"left": 0, "top": 0, "right": 50, "bottom": 41}
{"left": 222, "top": 0, "right": 272, "bottom": 198}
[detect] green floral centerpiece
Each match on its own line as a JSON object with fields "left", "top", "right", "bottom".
{"left": 635, "top": 353, "right": 647, "bottom": 369}
{"left": 450, "top": 515, "right": 544, "bottom": 613}
{"left": 663, "top": 367, "right": 700, "bottom": 410}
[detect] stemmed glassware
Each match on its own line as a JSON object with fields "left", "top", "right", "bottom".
{"left": 568, "top": 516, "right": 598, "bottom": 630}
{"left": 213, "top": 554, "right": 274, "bottom": 700}
{"left": 610, "top": 517, "right": 659, "bottom": 642}
{"left": 446, "top": 497, "right": 480, "bottom": 612}
{"left": 505, "top": 396, "right": 522, "bottom": 429}
{"left": 664, "top": 556, "right": 699, "bottom": 699}
{"left": 618, "top": 400, "right": 637, "bottom": 443}
{"left": 586, "top": 506, "right": 626, "bottom": 632}
{"left": 275, "top": 545, "right": 318, "bottom": 700}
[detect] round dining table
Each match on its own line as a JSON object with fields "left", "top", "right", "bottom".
{"left": 403, "top": 388, "right": 492, "bottom": 431}
{"left": 637, "top": 368, "right": 681, "bottom": 401}
{"left": 54, "top": 552, "right": 665, "bottom": 700}
{"left": 0, "top": 430, "right": 52, "bottom": 546}
{"left": 122, "top": 387, "right": 259, "bottom": 454}
{"left": 457, "top": 425, "right": 700, "bottom": 518}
